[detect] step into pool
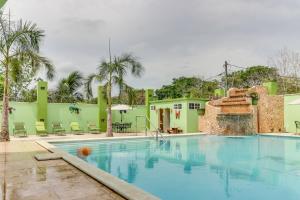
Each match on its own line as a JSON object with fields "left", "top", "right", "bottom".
{"left": 52, "top": 135, "right": 300, "bottom": 200}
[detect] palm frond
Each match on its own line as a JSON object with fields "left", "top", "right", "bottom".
{"left": 84, "top": 73, "right": 97, "bottom": 99}
{"left": 118, "top": 53, "right": 144, "bottom": 77}
{"left": 66, "top": 71, "right": 83, "bottom": 93}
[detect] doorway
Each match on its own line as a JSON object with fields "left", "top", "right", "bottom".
{"left": 159, "top": 108, "right": 170, "bottom": 132}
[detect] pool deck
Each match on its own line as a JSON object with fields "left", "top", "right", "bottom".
{"left": 0, "top": 139, "right": 127, "bottom": 200}
{"left": 2, "top": 132, "right": 300, "bottom": 200}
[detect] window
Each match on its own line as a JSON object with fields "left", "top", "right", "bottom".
{"left": 189, "top": 103, "right": 195, "bottom": 109}
{"left": 174, "top": 104, "right": 182, "bottom": 109}
{"left": 189, "top": 103, "right": 201, "bottom": 109}
{"left": 150, "top": 105, "right": 156, "bottom": 110}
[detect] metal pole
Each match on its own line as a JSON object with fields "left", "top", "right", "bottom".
{"left": 145, "top": 116, "right": 147, "bottom": 136}
{"left": 224, "top": 61, "right": 228, "bottom": 95}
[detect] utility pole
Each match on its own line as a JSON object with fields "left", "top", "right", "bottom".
{"left": 224, "top": 61, "right": 228, "bottom": 94}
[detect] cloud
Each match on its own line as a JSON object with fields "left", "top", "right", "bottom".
{"left": 5, "top": 0, "right": 300, "bottom": 95}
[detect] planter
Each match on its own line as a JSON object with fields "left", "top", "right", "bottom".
{"left": 252, "top": 99, "right": 258, "bottom": 105}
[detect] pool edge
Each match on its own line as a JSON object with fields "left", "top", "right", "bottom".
{"left": 36, "top": 140, "right": 160, "bottom": 200}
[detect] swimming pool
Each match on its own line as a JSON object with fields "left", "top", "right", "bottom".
{"left": 52, "top": 135, "right": 300, "bottom": 200}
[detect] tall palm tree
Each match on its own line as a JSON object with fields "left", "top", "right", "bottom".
{"left": 85, "top": 53, "right": 144, "bottom": 137}
{"left": 52, "top": 71, "right": 83, "bottom": 102}
{"left": 0, "top": 13, "right": 55, "bottom": 141}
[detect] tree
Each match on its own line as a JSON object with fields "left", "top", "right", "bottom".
{"left": 10, "top": 64, "right": 37, "bottom": 101}
{"left": 85, "top": 53, "right": 144, "bottom": 137}
{"left": 269, "top": 48, "right": 300, "bottom": 94}
{"left": 224, "top": 66, "right": 278, "bottom": 88}
{"left": 0, "top": 13, "right": 54, "bottom": 141}
{"left": 50, "top": 71, "right": 83, "bottom": 103}
{"left": 155, "top": 77, "right": 218, "bottom": 100}
{"left": 112, "top": 86, "right": 145, "bottom": 105}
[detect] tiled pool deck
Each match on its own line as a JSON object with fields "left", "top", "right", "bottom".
{"left": 0, "top": 140, "right": 126, "bottom": 200}
{"left": 2, "top": 132, "right": 300, "bottom": 200}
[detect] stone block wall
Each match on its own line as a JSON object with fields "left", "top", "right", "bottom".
{"left": 199, "top": 86, "right": 284, "bottom": 134}
{"left": 257, "top": 95, "right": 284, "bottom": 133}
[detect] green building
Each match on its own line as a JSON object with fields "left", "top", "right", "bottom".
{"left": 149, "top": 98, "right": 207, "bottom": 133}
{"left": 284, "top": 94, "right": 300, "bottom": 133}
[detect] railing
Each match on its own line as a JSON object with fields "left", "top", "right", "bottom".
{"left": 145, "top": 115, "right": 167, "bottom": 141}
{"left": 135, "top": 115, "right": 167, "bottom": 142}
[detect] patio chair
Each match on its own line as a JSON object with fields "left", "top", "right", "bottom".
{"left": 87, "top": 122, "right": 100, "bottom": 134}
{"left": 36, "top": 121, "right": 48, "bottom": 137}
{"left": 112, "top": 122, "right": 120, "bottom": 132}
{"left": 295, "top": 121, "right": 300, "bottom": 133}
{"left": 70, "top": 122, "right": 84, "bottom": 135}
{"left": 13, "top": 122, "right": 27, "bottom": 137}
{"left": 52, "top": 122, "right": 66, "bottom": 136}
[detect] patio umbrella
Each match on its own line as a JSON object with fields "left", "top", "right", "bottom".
{"left": 111, "top": 104, "right": 133, "bottom": 122}
{"left": 289, "top": 98, "right": 300, "bottom": 105}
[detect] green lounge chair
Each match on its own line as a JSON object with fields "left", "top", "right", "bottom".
{"left": 70, "top": 122, "right": 84, "bottom": 135}
{"left": 87, "top": 122, "right": 100, "bottom": 134}
{"left": 52, "top": 122, "right": 66, "bottom": 136}
{"left": 36, "top": 121, "right": 48, "bottom": 136}
{"left": 13, "top": 122, "right": 27, "bottom": 137}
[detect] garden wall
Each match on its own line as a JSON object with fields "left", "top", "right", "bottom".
{"left": 0, "top": 102, "right": 146, "bottom": 135}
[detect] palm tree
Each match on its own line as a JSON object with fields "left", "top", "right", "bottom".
{"left": 0, "top": 13, "right": 55, "bottom": 141}
{"left": 85, "top": 53, "right": 144, "bottom": 137}
{"left": 52, "top": 71, "right": 83, "bottom": 103}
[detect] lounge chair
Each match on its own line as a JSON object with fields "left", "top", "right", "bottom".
{"left": 13, "top": 122, "right": 27, "bottom": 137}
{"left": 36, "top": 121, "right": 48, "bottom": 136}
{"left": 52, "top": 122, "right": 66, "bottom": 136}
{"left": 70, "top": 122, "right": 84, "bottom": 135}
{"left": 87, "top": 122, "right": 100, "bottom": 134}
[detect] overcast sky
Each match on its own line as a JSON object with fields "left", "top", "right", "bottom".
{"left": 4, "top": 0, "right": 300, "bottom": 93}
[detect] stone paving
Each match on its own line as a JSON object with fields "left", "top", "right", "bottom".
{"left": 0, "top": 141, "right": 126, "bottom": 200}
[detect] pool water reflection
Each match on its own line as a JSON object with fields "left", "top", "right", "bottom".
{"left": 53, "top": 135, "right": 300, "bottom": 200}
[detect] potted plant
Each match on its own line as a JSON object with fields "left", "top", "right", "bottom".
{"left": 69, "top": 103, "right": 81, "bottom": 114}
{"left": 250, "top": 92, "right": 259, "bottom": 105}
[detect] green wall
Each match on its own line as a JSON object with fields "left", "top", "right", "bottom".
{"left": 6, "top": 102, "right": 37, "bottom": 134}
{"left": 47, "top": 103, "right": 99, "bottom": 133}
{"left": 1, "top": 101, "right": 147, "bottom": 135}
{"left": 112, "top": 105, "right": 147, "bottom": 132}
{"left": 284, "top": 94, "right": 300, "bottom": 133}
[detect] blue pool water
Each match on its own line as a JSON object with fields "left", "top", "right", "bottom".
{"left": 53, "top": 135, "right": 300, "bottom": 200}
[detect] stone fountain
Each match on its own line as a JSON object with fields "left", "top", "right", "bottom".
{"left": 216, "top": 88, "right": 255, "bottom": 135}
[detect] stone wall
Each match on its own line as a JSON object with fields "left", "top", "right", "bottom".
{"left": 199, "top": 86, "right": 284, "bottom": 134}
{"left": 199, "top": 103, "right": 222, "bottom": 133}
{"left": 257, "top": 95, "right": 284, "bottom": 133}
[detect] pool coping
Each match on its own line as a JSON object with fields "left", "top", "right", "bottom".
{"left": 36, "top": 140, "right": 160, "bottom": 200}
{"left": 40, "top": 132, "right": 208, "bottom": 143}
